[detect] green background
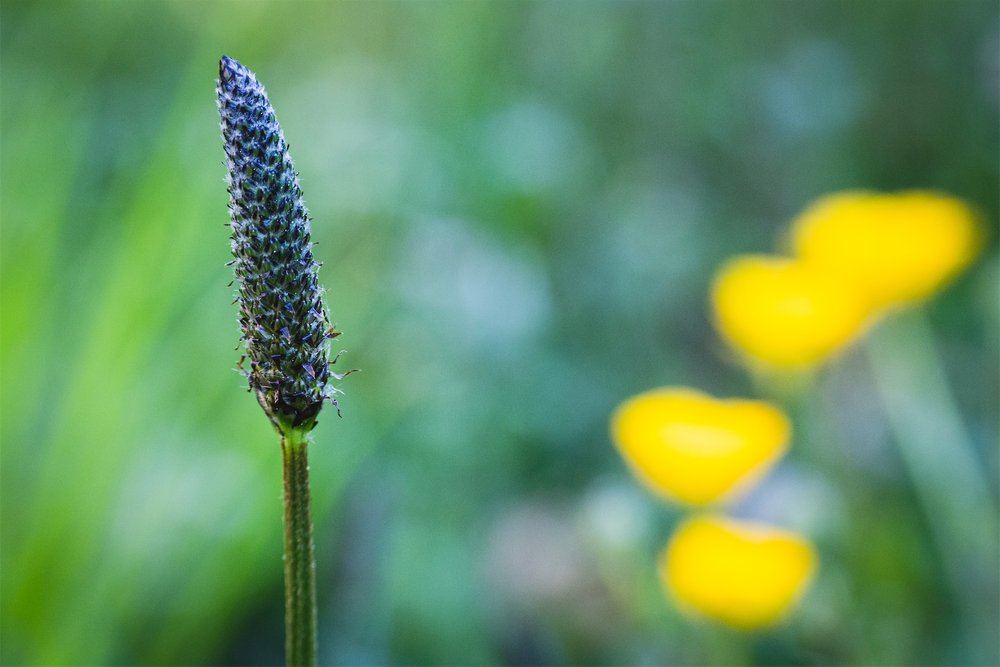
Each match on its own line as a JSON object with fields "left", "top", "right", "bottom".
{"left": 2, "top": 1, "right": 997, "bottom": 665}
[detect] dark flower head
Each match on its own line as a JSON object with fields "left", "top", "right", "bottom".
{"left": 217, "top": 55, "right": 339, "bottom": 434}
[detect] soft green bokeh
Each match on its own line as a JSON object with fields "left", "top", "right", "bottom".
{"left": 1, "top": 1, "right": 997, "bottom": 665}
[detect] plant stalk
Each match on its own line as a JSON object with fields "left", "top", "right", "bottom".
{"left": 865, "top": 308, "right": 997, "bottom": 662}
{"left": 282, "top": 429, "right": 317, "bottom": 667}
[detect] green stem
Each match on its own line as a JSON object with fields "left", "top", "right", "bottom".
{"left": 865, "top": 308, "right": 997, "bottom": 661}
{"left": 282, "top": 429, "right": 317, "bottom": 667}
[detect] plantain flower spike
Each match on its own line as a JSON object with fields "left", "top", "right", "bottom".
{"left": 217, "top": 55, "right": 342, "bottom": 434}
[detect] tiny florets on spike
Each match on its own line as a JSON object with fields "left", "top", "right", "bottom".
{"left": 217, "top": 55, "right": 339, "bottom": 434}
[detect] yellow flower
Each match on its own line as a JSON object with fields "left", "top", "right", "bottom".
{"left": 791, "top": 190, "right": 984, "bottom": 310}
{"left": 610, "top": 387, "right": 789, "bottom": 505}
{"left": 711, "top": 254, "right": 870, "bottom": 369}
{"left": 660, "top": 515, "right": 817, "bottom": 630}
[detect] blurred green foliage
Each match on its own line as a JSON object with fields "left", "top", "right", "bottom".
{"left": 1, "top": 1, "right": 997, "bottom": 665}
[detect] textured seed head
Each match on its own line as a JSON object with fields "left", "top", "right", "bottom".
{"left": 217, "top": 55, "right": 337, "bottom": 434}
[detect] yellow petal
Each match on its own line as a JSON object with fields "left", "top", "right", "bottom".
{"left": 791, "top": 190, "right": 984, "bottom": 310}
{"left": 711, "top": 254, "right": 869, "bottom": 369}
{"left": 660, "top": 515, "right": 818, "bottom": 630}
{"left": 611, "top": 387, "right": 789, "bottom": 505}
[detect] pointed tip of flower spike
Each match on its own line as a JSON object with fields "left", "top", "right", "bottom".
{"left": 219, "top": 55, "right": 244, "bottom": 81}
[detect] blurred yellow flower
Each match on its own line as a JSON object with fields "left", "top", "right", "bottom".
{"left": 610, "top": 387, "right": 789, "bottom": 505}
{"left": 791, "top": 190, "right": 983, "bottom": 310}
{"left": 711, "top": 254, "right": 869, "bottom": 369}
{"left": 660, "top": 515, "right": 817, "bottom": 630}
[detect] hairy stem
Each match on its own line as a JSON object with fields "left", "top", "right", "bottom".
{"left": 282, "top": 429, "right": 317, "bottom": 667}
